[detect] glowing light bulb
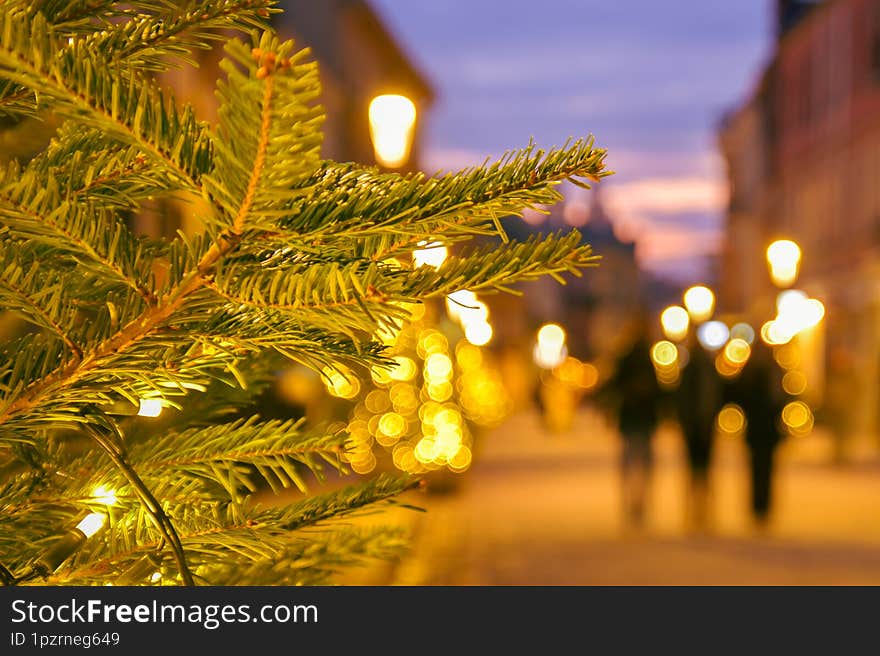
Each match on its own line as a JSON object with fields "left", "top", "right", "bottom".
{"left": 137, "top": 398, "right": 163, "bottom": 417}
{"left": 76, "top": 512, "right": 106, "bottom": 538}
{"left": 730, "top": 322, "right": 755, "bottom": 345}
{"left": 446, "top": 290, "right": 477, "bottom": 322}
{"left": 92, "top": 485, "right": 117, "bottom": 506}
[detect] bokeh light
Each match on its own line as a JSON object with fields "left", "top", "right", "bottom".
{"left": 683, "top": 285, "right": 715, "bottom": 323}
{"left": 766, "top": 239, "right": 801, "bottom": 287}
{"left": 716, "top": 403, "right": 746, "bottom": 437}
{"left": 660, "top": 305, "right": 689, "bottom": 341}
{"left": 412, "top": 241, "right": 448, "bottom": 268}
{"left": 730, "top": 322, "right": 755, "bottom": 345}
{"left": 781, "top": 400, "right": 814, "bottom": 436}
{"left": 697, "top": 320, "right": 729, "bottom": 351}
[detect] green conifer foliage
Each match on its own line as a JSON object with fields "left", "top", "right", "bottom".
{"left": 0, "top": 0, "right": 610, "bottom": 586}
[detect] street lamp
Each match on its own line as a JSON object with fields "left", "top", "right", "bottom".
{"left": 368, "top": 94, "right": 417, "bottom": 169}
{"left": 766, "top": 239, "right": 801, "bottom": 288}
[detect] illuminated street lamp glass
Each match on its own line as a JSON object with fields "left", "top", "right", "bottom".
{"left": 683, "top": 285, "right": 715, "bottom": 323}
{"left": 534, "top": 323, "right": 567, "bottom": 369}
{"left": 660, "top": 306, "right": 689, "bottom": 342}
{"left": 368, "top": 94, "right": 417, "bottom": 168}
{"left": 766, "top": 239, "right": 801, "bottom": 287}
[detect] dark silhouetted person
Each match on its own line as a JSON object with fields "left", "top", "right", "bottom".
{"left": 607, "top": 322, "right": 663, "bottom": 529}
{"left": 674, "top": 338, "right": 723, "bottom": 532}
{"left": 729, "top": 341, "right": 786, "bottom": 529}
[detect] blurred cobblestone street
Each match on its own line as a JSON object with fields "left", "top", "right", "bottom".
{"left": 363, "top": 406, "right": 880, "bottom": 585}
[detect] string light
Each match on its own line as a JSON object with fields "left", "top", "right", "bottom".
{"left": 137, "top": 398, "right": 163, "bottom": 417}
{"left": 91, "top": 485, "right": 118, "bottom": 506}
{"left": 23, "top": 512, "right": 108, "bottom": 579}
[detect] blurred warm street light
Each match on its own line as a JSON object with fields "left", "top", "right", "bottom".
{"left": 534, "top": 323, "right": 567, "bottom": 369}
{"left": 766, "top": 239, "right": 801, "bottom": 288}
{"left": 368, "top": 94, "right": 417, "bottom": 168}
{"left": 660, "top": 305, "right": 689, "bottom": 342}
{"left": 683, "top": 285, "right": 715, "bottom": 323}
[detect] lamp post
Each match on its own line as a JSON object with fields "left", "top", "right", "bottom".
{"left": 368, "top": 93, "right": 417, "bottom": 169}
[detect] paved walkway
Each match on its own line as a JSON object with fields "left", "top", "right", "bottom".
{"left": 362, "top": 406, "right": 880, "bottom": 585}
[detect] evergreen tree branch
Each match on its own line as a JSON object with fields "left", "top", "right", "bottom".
{"left": 0, "top": 9, "right": 212, "bottom": 190}
{"left": 50, "top": 475, "right": 414, "bottom": 583}
{"left": 80, "top": 413, "right": 195, "bottom": 586}
{"left": 0, "top": 258, "right": 82, "bottom": 357}
{"left": 0, "top": 36, "right": 291, "bottom": 432}
{"left": 277, "top": 141, "right": 609, "bottom": 250}
{"left": 88, "top": 0, "right": 277, "bottom": 73}
{"left": 0, "top": 82, "right": 36, "bottom": 118}
{"left": 0, "top": 187, "right": 155, "bottom": 302}
{"left": 129, "top": 416, "right": 347, "bottom": 500}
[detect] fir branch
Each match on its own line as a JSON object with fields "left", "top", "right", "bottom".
{"left": 0, "top": 256, "right": 83, "bottom": 357}
{"left": 0, "top": 8, "right": 213, "bottom": 189}
{"left": 130, "top": 416, "right": 347, "bottom": 499}
{"left": 209, "top": 232, "right": 596, "bottom": 337}
{"left": 203, "top": 526, "right": 410, "bottom": 586}
{"left": 85, "top": 0, "right": 277, "bottom": 73}
{"left": 80, "top": 413, "right": 195, "bottom": 586}
{"left": 0, "top": 34, "right": 323, "bottom": 431}
{"left": 0, "top": 173, "right": 156, "bottom": 302}
{"left": 52, "top": 475, "right": 414, "bottom": 583}
{"left": 0, "top": 82, "right": 36, "bottom": 118}
{"left": 277, "top": 140, "right": 609, "bottom": 248}
{"left": 31, "top": 125, "right": 163, "bottom": 209}
{"left": 202, "top": 36, "right": 323, "bottom": 232}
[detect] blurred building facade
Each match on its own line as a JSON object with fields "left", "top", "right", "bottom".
{"left": 719, "top": 0, "right": 880, "bottom": 442}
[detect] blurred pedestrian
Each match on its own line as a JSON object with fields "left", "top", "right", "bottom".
{"left": 673, "top": 337, "right": 723, "bottom": 532}
{"left": 606, "top": 318, "right": 663, "bottom": 530}
{"left": 728, "top": 340, "right": 786, "bottom": 529}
